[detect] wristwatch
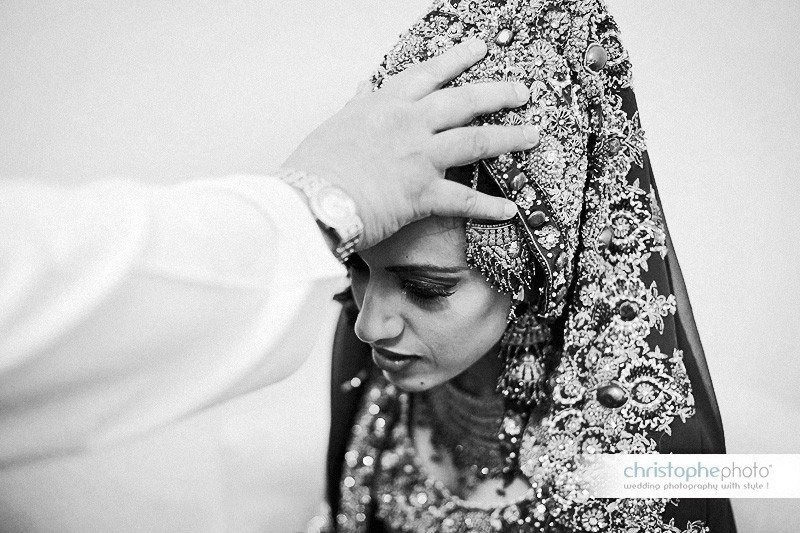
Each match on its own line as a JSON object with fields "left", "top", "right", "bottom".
{"left": 277, "top": 168, "right": 364, "bottom": 263}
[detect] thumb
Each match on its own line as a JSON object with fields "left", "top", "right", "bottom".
{"left": 420, "top": 179, "right": 518, "bottom": 221}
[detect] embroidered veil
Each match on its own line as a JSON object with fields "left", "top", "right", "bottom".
{"left": 325, "top": 1, "right": 736, "bottom": 531}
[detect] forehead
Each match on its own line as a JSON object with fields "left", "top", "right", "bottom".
{"left": 362, "top": 216, "right": 467, "bottom": 266}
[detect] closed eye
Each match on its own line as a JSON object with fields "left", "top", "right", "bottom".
{"left": 400, "top": 278, "right": 455, "bottom": 308}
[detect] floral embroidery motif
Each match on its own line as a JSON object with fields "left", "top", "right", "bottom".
{"left": 515, "top": 185, "right": 538, "bottom": 209}
{"left": 534, "top": 225, "right": 560, "bottom": 250}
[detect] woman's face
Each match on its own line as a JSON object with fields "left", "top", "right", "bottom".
{"left": 348, "top": 216, "right": 511, "bottom": 392}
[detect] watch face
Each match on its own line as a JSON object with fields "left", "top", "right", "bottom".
{"left": 310, "top": 186, "right": 358, "bottom": 230}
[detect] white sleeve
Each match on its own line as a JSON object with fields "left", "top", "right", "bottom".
{"left": 0, "top": 175, "right": 348, "bottom": 464}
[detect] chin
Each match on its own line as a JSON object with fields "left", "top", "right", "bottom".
{"left": 380, "top": 369, "right": 444, "bottom": 393}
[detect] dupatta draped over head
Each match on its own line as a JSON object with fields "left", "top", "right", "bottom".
{"left": 326, "top": 1, "right": 735, "bottom": 531}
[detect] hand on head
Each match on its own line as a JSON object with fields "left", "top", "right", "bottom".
{"left": 282, "top": 38, "right": 540, "bottom": 251}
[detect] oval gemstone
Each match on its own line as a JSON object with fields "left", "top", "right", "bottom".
{"left": 597, "top": 383, "right": 627, "bottom": 408}
{"left": 607, "top": 137, "right": 623, "bottom": 154}
{"left": 584, "top": 43, "right": 608, "bottom": 73}
{"left": 510, "top": 173, "right": 526, "bottom": 191}
{"left": 618, "top": 301, "right": 639, "bottom": 321}
{"left": 556, "top": 250, "right": 567, "bottom": 268}
{"left": 596, "top": 226, "right": 613, "bottom": 250}
{"left": 527, "top": 210, "right": 547, "bottom": 228}
{"left": 547, "top": 374, "right": 559, "bottom": 394}
{"left": 495, "top": 28, "right": 514, "bottom": 46}
{"left": 555, "top": 286, "right": 567, "bottom": 303}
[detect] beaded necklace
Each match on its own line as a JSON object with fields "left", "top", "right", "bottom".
{"left": 336, "top": 376, "right": 540, "bottom": 533}
{"left": 416, "top": 382, "right": 505, "bottom": 496}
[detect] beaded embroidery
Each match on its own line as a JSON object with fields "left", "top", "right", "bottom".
{"left": 337, "top": 1, "right": 710, "bottom": 532}
{"left": 338, "top": 376, "right": 542, "bottom": 533}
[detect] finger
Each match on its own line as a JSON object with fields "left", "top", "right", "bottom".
{"left": 419, "top": 81, "right": 529, "bottom": 131}
{"left": 430, "top": 124, "right": 541, "bottom": 169}
{"left": 419, "top": 179, "right": 519, "bottom": 221}
{"left": 381, "top": 38, "right": 488, "bottom": 101}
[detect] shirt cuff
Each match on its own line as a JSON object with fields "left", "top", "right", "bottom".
{"left": 205, "top": 174, "right": 348, "bottom": 286}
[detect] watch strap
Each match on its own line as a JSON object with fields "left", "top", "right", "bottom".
{"left": 277, "top": 168, "right": 363, "bottom": 263}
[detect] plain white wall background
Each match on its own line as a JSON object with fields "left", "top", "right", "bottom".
{"left": 0, "top": 1, "right": 798, "bottom": 532}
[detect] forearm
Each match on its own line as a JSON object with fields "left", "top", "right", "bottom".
{"left": 0, "top": 176, "right": 346, "bottom": 464}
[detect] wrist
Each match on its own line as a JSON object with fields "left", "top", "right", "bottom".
{"left": 285, "top": 184, "right": 340, "bottom": 255}
{"left": 276, "top": 167, "right": 364, "bottom": 263}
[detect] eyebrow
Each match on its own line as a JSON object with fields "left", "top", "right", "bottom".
{"left": 385, "top": 264, "right": 467, "bottom": 275}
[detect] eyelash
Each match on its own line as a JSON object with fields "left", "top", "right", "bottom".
{"left": 400, "top": 279, "right": 455, "bottom": 306}
{"left": 346, "top": 260, "right": 456, "bottom": 308}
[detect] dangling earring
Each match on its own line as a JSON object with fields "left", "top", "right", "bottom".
{"left": 497, "top": 307, "right": 552, "bottom": 408}
{"left": 506, "top": 304, "right": 517, "bottom": 323}
{"left": 506, "top": 294, "right": 522, "bottom": 323}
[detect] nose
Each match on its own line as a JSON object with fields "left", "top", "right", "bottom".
{"left": 353, "top": 282, "right": 404, "bottom": 345}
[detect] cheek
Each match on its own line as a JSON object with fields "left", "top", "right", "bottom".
{"left": 417, "top": 282, "right": 510, "bottom": 374}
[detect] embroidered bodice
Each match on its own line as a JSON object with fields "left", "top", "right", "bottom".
{"left": 336, "top": 376, "right": 546, "bottom": 533}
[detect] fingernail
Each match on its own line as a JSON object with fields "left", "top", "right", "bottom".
{"left": 514, "top": 83, "right": 529, "bottom": 104}
{"left": 523, "top": 125, "right": 540, "bottom": 145}
{"left": 467, "top": 38, "right": 487, "bottom": 57}
{"left": 504, "top": 200, "right": 519, "bottom": 219}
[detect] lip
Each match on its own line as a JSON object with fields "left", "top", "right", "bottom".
{"left": 371, "top": 347, "right": 421, "bottom": 373}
